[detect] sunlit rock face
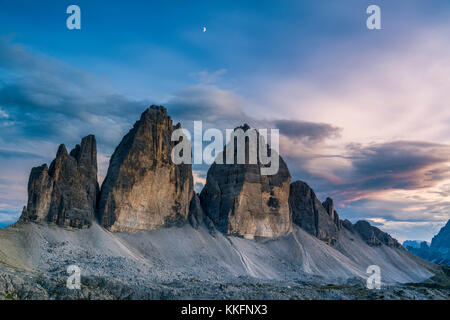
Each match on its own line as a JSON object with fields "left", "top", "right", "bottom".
{"left": 289, "top": 181, "right": 340, "bottom": 245}
{"left": 98, "top": 106, "right": 193, "bottom": 232}
{"left": 20, "top": 135, "right": 99, "bottom": 229}
{"left": 200, "top": 125, "right": 292, "bottom": 239}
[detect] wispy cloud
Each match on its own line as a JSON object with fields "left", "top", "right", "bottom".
{"left": 273, "top": 119, "right": 341, "bottom": 143}
{"left": 0, "top": 38, "right": 149, "bottom": 151}
{"left": 166, "top": 84, "right": 246, "bottom": 126}
{"left": 190, "top": 69, "right": 228, "bottom": 85}
{"left": 348, "top": 141, "right": 449, "bottom": 188}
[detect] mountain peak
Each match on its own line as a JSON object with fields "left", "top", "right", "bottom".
{"left": 97, "top": 105, "right": 193, "bottom": 232}
{"left": 141, "top": 105, "right": 169, "bottom": 122}
{"left": 56, "top": 144, "right": 68, "bottom": 158}
{"left": 431, "top": 219, "right": 450, "bottom": 250}
{"left": 20, "top": 136, "right": 99, "bottom": 228}
{"left": 404, "top": 219, "right": 450, "bottom": 266}
{"left": 234, "top": 123, "right": 251, "bottom": 132}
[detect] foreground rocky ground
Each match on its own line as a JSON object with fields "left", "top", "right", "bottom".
{"left": 1, "top": 222, "right": 449, "bottom": 300}
{"left": 1, "top": 264, "right": 449, "bottom": 300}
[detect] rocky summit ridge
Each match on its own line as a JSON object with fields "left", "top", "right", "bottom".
{"left": 17, "top": 106, "right": 402, "bottom": 247}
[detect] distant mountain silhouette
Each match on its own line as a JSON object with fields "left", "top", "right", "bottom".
{"left": 404, "top": 220, "right": 450, "bottom": 266}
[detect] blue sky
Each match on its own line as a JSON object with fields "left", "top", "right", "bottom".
{"left": 0, "top": 0, "right": 449, "bottom": 241}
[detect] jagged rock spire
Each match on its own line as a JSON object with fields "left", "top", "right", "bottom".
{"left": 20, "top": 135, "right": 99, "bottom": 228}
{"left": 322, "top": 197, "right": 341, "bottom": 230}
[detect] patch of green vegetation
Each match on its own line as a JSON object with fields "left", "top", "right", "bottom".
{"left": 2, "top": 291, "right": 17, "bottom": 300}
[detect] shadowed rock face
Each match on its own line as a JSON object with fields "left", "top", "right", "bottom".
{"left": 98, "top": 105, "right": 193, "bottom": 232}
{"left": 188, "top": 193, "right": 217, "bottom": 235}
{"left": 404, "top": 220, "right": 450, "bottom": 266}
{"left": 20, "top": 135, "right": 99, "bottom": 228}
{"left": 431, "top": 220, "right": 450, "bottom": 251}
{"left": 289, "top": 181, "right": 340, "bottom": 245}
{"left": 341, "top": 219, "right": 354, "bottom": 232}
{"left": 353, "top": 220, "right": 401, "bottom": 248}
{"left": 188, "top": 193, "right": 205, "bottom": 229}
{"left": 322, "top": 197, "right": 342, "bottom": 229}
{"left": 288, "top": 183, "right": 402, "bottom": 248}
{"left": 200, "top": 125, "right": 292, "bottom": 239}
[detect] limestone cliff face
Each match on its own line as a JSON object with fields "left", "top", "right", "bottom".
{"left": 200, "top": 125, "right": 292, "bottom": 239}
{"left": 20, "top": 135, "right": 99, "bottom": 228}
{"left": 98, "top": 106, "right": 193, "bottom": 232}
{"left": 289, "top": 181, "right": 340, "bottom": 245}
{"left": 353, "top": 220, "right": 401, "bottom": 248}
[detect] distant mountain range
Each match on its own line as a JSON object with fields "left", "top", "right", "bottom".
{"left": 0, "top": 106, "right": 449, "bottom": 300}
{"left": 404, "top": 220, "right": 450, "bottom": 266}
{"left": 403, "top": 240, "right": 429, "bottom": 249}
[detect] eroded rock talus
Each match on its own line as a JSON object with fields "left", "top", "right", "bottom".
{"left": 20, "top": 135, "right": 99, "bottom": 228}
{"left": 98, "top": 106, "right": 193, "bottom": 232}
{"left": 200, "top": 124, "right": 292, "bottom": 239}
{"left": 289, "top": 181, "right": 340, "bottom": 245}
